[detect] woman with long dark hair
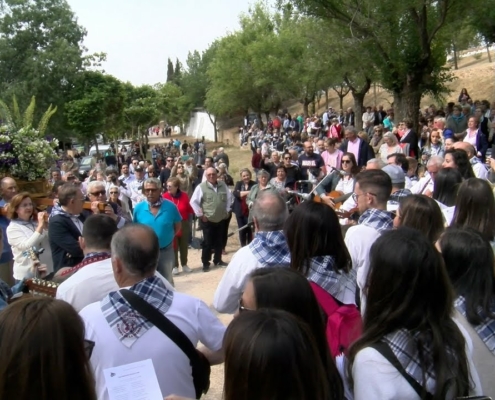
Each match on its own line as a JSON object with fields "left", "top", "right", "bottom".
{"left": 451, "top": 178, "right": 495, "bottom": 244}
{"left": 432, "top": 167, "right": 462, "bottom": 225}
{"left": 284, "top": 201, "right": 360, "bottom": 356}
{"left": 239, "top": 268, "right": 344, "bottom": 399}
{"left": 393, "top": 195, "right": 445, "bottom": 242}
{"left": 224, "top": 309, "right": 333, "bottom": 400}
{"left": 0, "top": 297, "right": 97, "bottom": 400}
{"left": 349, "top": 227, "right": 481, "bottom": 399}
{"left": 442, "top": 148, "right": 475, "bottom": 179}
{"left": 438, "top": 227, "right": 495, "bottom": 397}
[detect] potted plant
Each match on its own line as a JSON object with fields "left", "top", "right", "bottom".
{"left": 0, "top": 96, "right": 59, "bottom": 193}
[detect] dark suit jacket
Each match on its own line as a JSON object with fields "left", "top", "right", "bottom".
{"left": 49, "top": 213, "right": 86, "bottom": 271}
{"left": 475, "top": 128, "right": 489, "bottom": 160}
{"left": 232, "top": 180, "right": 256, "bottom": 217}
{"left": 339, "top": 139, "right": 375, "bottom": 167}
{"left": 400, "top": 129, "right": 419, "bottom": 159}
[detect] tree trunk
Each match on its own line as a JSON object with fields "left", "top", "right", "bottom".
{"left": 310, "top": 99, "right": 316, "bottom": 115}
{"left": 344, "top": 76, "right": 372, "bottom": 132}
{"left": 352, "top": 93, "right": 365, "bottom": 131}
{"left": 453, "top": 43, "right": 458, "bottom": 70}
{"left": 393, "top": 85, "right": 423, "bottom": 134}
{"left": 94, "top": 135, "right": 99, "bottom": 157}
{"left": 303, "top": 99, "right": 310, "bottom": 117}
{"left": 487, "top": 43, "right": 492, "bottom": 63}
{"left": 339, "top": 95, "right": 344, "bottom": 111}
{"left": 264, "top": 112, "right": 270, "bottom": 125}
{"left": 256, "top": 113, "right": 264, "bottom": 130}
{"left": 325, "top": 90, "right": 329, "bottom": 109}
{"left": 206, "top": 112, "right": 218, "bottom": 142}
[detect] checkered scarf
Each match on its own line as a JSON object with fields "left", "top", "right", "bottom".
{"left": 470, "top": 156, "right": 483, "bottom": 166}
{"left": 306, "top": 255, "right": 356, "bottom": 305}
{"left": 248, "top": 230, "right": 291, "bottom": 267}
{"left": 383, "top": 329, "right": 437, "bottom": 390}
{"left": 389, "top": 188, "right": 412, "bottom": 203}
{"left": 455, "top": 295, "right": 495, "bottom": 355}
{"left": 100, "top": 276, "right": 174, "bottom": 348}
{"left": 148, "top": 197, "right": 164, "bottom": 207}
{"left": 358, "top": 208, "right": 394, "bottom": 232}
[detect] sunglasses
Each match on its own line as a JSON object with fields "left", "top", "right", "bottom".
{"left": 143, "top": 188, "right": 158, "bottom": 193}
{"left": 90, "top": 190, "right": 106, "bottom": 196}
{"left": 66, "top": 176, "right": 75, "bottom": 180}
{"left": 167, "top": 159, "right": 173, "bottom": 162}
{"left": 342, "top": 160, "right": 352, "bottom": 164}
{"left": 284, "top": 157, "right": 291, "bottom": 160}
{"left": 109, "top": 191, "right": 119, "bottom": 195}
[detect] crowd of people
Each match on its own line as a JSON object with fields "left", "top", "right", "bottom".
{"left": 0, "top": 93, "right": 494, "bottom": 400}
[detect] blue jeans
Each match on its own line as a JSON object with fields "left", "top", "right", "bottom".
{"left": 158, "top": 244, "right": 175, "bottom": 287}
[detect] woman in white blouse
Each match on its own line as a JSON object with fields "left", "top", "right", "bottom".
{"left": 6, "top": 193, "right": 52, "bottom": 281}
{"left": 378, "top": 132, "right": 402, "bottom": 163}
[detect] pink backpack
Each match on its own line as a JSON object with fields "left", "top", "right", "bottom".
{"left": 310, "top": 282, "right": 362, "bottom": 357}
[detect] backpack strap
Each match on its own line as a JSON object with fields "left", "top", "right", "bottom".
{"left": 369, "top": 342, "right": 433, "bottom": 400}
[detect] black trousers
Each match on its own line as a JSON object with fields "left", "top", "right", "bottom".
{"left": 200, "top": 219, "right": 225, "bottom": 266}
{"left": 235, "top": 214, "right": 252, "bottom": 247}
{"left": 222, "top": 212, "right": 233, "bottom": 249}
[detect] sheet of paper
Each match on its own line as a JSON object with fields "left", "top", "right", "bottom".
{"left": 103, "top": 359, "right": 163, "bottom": 400}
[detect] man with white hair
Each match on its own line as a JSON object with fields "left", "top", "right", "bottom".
{"left": 79, "top": 224, "right": 224, "bottom": 400}
{"left": 410, "top": 155, "right": 443, "bottom": 196}
{"left": 214, "top": 147, "right": 229, "bottom": 168}
{"left": 190, "top": 167, "right": 232, "bottom": 272}
{"left": 85, "top": 180, "right": 127, "bottom": 228}
{"left": 213, "top": 192, "right": 290, "bottom": 313}
{"left": 453, "top": 141, "right": 489, "bottom": 180}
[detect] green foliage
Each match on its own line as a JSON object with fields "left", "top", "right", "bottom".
{"left": 65, "top": 71, "right": 125, "bottom": 144}
{"left": 166, "top": 58, "right": 175, "bottom": 83}
{"left": 0, "top": 0, "right": 86, "bottom": 137}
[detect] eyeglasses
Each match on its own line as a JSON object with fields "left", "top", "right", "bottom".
{"left": 342, "top": 160, "right": 352, "bottom": 164}
{"left": 352, "top": 192, "right": 377, "bottom": 202}
{"left": 143, "top": 188, "right": 158, "bottom": 193}
{"left": 84, "top": 339, "right": 95, "bottom": 359}
{"left": 109, "top": 191, "right": 119, "bottom": 195}
{"left": 90, "top": 190, "right": 106, "bottom": 196}
{"left": 238, "top": 298, "right": 254, "bottom": 314}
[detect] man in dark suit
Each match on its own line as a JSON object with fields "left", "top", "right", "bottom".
{"left": 49, "top": 183, "right": 86, "bottom": 271}
{"left": 339, "top": 126, "right": 375, "bottom": 167}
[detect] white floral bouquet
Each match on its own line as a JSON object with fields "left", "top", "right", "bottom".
{"left": 0, "top": 97, "right": 59, "bottom": 181}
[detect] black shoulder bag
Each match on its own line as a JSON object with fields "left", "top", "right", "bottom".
{"left": 120, "top": 289, "right": 211, "bottom": 399}
{"left": 369, "top": 342, "right": 490, "bottom": 400}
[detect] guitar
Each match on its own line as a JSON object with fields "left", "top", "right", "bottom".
{"left": 24, "top": 246, "right": 59, "bottom": 298}
{"left": 313, "top": 190, "right": 350, "bottom": 209}
{"left": 0, "top": 199, "right": 106, "bottom": 217}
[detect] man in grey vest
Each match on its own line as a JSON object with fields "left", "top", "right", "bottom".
{"left": 190, "top": 167, "right": 232, "bottom": 272}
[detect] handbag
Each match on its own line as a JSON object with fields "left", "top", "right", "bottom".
{"left": 120, "top": 290, "right": 211, "bottom": 399}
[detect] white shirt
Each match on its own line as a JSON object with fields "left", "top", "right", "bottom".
{"left": 80, "top": 292, "right": 225, "bottom": 400}
{"left": 471, "top": 161, "right": 489, "bottom": 180}
{"left": 352, "top": 320, "right": 482, "bottom": 400}
{"left": 6, "top": 221, "right": 52, "bottom": 280}
{"left": 57, "top": 259, "right": 175, "bottom": 312}
{"left": 213, "top": 245, "right": 261, "bottom": 314}
{"left": 410, "top": 175, "right": 433, "bottom": 195}
{"left": 190, "top": 182, "right": 232, "bottom": 217}
{"left": 335, "top": 176, "right": 355, "bottom": 194}
{"left": 345, "top": 224, "right": 382, "bottom": 312}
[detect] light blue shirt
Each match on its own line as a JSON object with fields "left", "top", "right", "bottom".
{"left": 133, "top": 200, "right": 182, "bottom": 249}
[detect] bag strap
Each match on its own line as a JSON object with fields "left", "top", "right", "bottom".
{"left": 369, "top": 341, "right": 433, "bottom": 400}
{"left": 120, "top": 289, "right": 200, "bottom": 367}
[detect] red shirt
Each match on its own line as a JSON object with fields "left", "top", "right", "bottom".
{"left": 162, "top": 191, "right": 194, "bottom": 220}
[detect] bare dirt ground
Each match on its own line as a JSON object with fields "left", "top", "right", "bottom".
{"left": 149, "top": 135, "right": 242, "bottom": 399}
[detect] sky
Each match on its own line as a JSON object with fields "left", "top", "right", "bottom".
{"left": 67, "top": 0, "right": 256, "bottom": 86}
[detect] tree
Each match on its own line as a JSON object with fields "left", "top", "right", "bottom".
{"left": 166, "top": 58, "right": 175, "bottom": 82}
{"left": 122, "top": 83, "right": 160, "bottom": 153}
{"left": 472, "top": 6, "right": 495, "bottom": 63}
{"left": 157, "top": 82, "right": 192, "bottom": 134}
{"left": 332, "top": 84, "right": 350, "bottom": 111}
{"left": 282, "top": 0, "right": 480, "bottom": 127}
{"left": 0, "top": 0, "right": 86, "bottom": 137}
{"left": 65, "top": 71, "right": 125, "bottom": 153}
{"left": 173, "top": 58, "right": 182, "bottom": 85}
{"left": 206, "top": 3, "right": 288, "bottom": 125}
{"left": 181, "top": 45, "right": 220, "bottom": 140}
